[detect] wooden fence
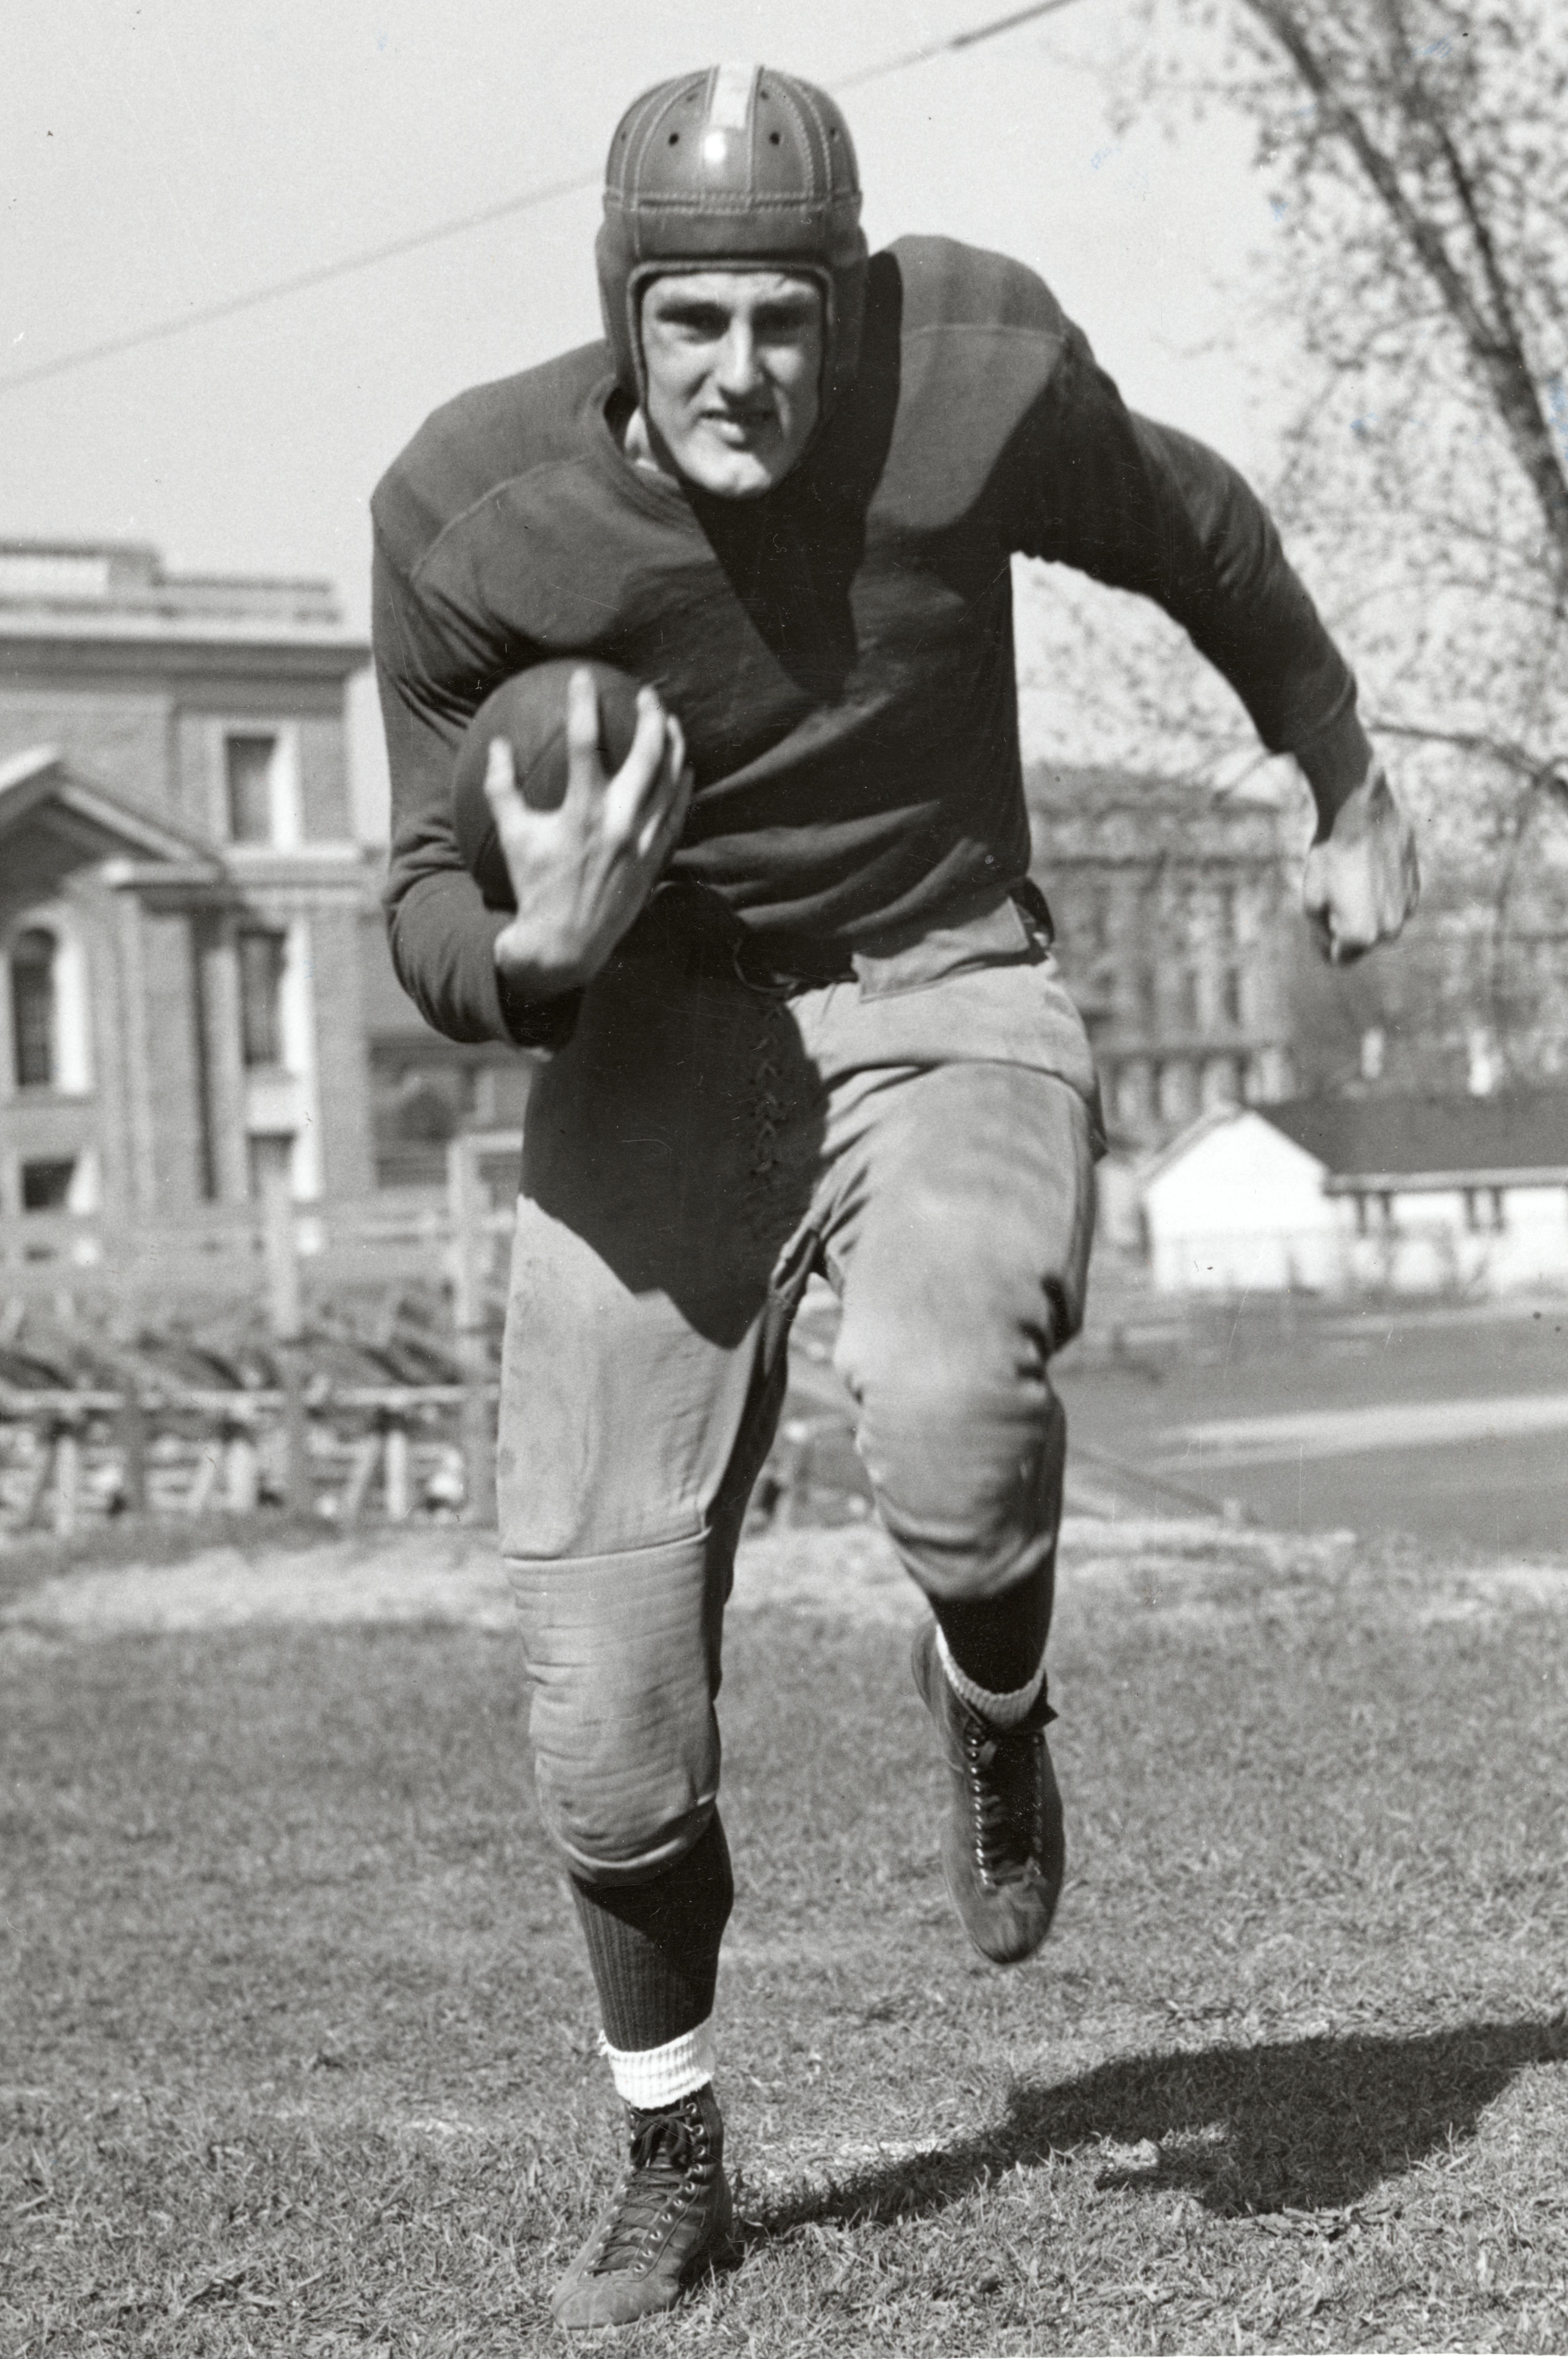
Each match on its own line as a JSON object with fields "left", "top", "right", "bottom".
{"left": 0, "top": 1132, "right": 524, "bottom": 1540}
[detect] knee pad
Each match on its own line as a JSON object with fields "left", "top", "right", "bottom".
{"left": 506, "top": 1534, "right": 722, "bottom": 1886}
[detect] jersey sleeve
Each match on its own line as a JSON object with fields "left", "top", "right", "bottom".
{"left": 372, "top": 529, "right": 581, "bottom": 1052}
{"left": 1004, "top": 320, "right": 1372, "bottom": 814}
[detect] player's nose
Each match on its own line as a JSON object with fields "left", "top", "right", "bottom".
{"left": 713, "top": 322, "right": 763, "bottom": 396}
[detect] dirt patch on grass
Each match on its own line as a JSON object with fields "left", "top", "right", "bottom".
{"left": 0, "top": 1528, "right": 515, "bottom": 1638}
{"left": 2, "top": 1512, "right": 1564, "bottom": 1647}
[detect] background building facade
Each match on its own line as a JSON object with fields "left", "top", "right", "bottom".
{"left": 1026, "top": 763, "right": 1296, "bottom": 1146}
{"left": 0, "top": 539, "right": 373, "bottom": 1229}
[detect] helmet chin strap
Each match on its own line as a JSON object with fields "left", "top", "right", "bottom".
{"left": 620, "top": 403, "right": 672, "bottom": 480}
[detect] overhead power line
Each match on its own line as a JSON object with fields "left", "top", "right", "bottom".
{"left": 0, "top": 0, "right": 1083, "bottom": 399}
{"left": 837, "top": 0, "right": 1084, "bottom": 87}
{"left": 0, "top": 169, "right": 600, "bottom": 398}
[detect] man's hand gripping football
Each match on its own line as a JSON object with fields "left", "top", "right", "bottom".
{"left": 489, "top": 667, "right": 692, "bottom": 1000}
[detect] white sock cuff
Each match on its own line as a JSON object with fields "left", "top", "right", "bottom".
{"left": 936, "top": 1625, "right": 1046, "bottom": 1727}
{"left": 599, "top": 2018, "right": 716, "bottom": 2110}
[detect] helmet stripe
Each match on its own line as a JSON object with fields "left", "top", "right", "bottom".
{"left": 708, "top": 62, "right": 758, "bottom": 134}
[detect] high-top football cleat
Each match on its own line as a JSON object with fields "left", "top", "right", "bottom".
{"left": 912, "top": 1619, "right": 1066, "bottom": 1966}
{"left": 551, "top": 2082, "right": 732, "bottom": 2332}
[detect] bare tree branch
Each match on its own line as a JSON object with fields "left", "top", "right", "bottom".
{"left": 1243, "top": 0, "right": 1568, "bottom": 569}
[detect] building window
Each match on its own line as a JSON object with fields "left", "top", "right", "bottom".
{"left": 1114, "top": 1060, "right": 1152, "bottom": 1131}
{"left": 1220, "top": 966, "right": 1243, "bottom": 1025}
{"left": 1464, "top": 1187, "right": 1506, "bottom": 1234}
{"left": 21, "top": 1157, "right": 77, "bottom": 1211}
{"left": 1201, "top": 1057, "right": 1241, "bottom": 1114}
{"left": 9, "top": 926, "right": 57, "bottom": 1088}
{"left": 237, "top": 929, "right": 287, "bottom": 1068}
{"left": 225, "top": 733, "right": 279, "bottom": 844}
{"left": 1158, "top": 1061, "right": 1198, "bottom": 1128}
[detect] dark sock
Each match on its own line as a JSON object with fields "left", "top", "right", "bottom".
{"left": 932, "top": 1564, "right": 1052, "bottom": 1696}
{"left": 570, "top": 1812, "right": 734, "bottom": 2053}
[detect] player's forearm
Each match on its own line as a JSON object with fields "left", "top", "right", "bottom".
{"left": 1026, "top": 343, "right": 1368, "bottom": 780}
{"left": 1129, "top": 417, "right": 1362, "bottom": 763}
{"left": 1116, "top": 431, "right": 1376, "bottom": 832}
{"left": 1291, "top": 698, "right": 1376, "bottom": 838}
{"left": 383, "top": 863, "right": 517, "bottom": 1045}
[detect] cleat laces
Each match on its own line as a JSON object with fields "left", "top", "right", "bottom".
{"left": 961, "top": 1716, "right": 1045, "bottom": 1889}
{"left": 587, "top": 2101, "right": 709, "bottom": 2276}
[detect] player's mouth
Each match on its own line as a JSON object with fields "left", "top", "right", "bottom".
{"left": 702, "top": 411, "right": 774, "bottom": 445}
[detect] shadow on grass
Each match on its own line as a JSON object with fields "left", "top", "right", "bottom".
{"left": 740, "top": 2016, "right": 1567, "bottom": 2244}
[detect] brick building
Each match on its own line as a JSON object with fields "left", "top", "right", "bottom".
{"left": 1027, "top": 764, "right": 1296, "bottom": 1146}
{"left": 0, "top": 539, "right": 373, "bottom": 1229}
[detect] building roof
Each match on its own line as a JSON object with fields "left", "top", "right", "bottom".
{"left": 1260, "top": 1089, "right": 1568, "bottom": 1186}
{"left": 0, "top": 537, "right": 367, "bottom": 663}
{"left": 0, "top": 745, "right": 220, "bottom": 871}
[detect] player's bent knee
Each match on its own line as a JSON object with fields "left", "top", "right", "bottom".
{"left": 506, "top": 1535, "right": 721, "bottom": 1888}
{"left": 855, "top": 1382, "right": 1068, "bottom": 1605}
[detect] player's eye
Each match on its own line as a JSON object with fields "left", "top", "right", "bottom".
{"left": 662, "top": 306, "right": 730, "bottom": 338}
{"left": 754, "top": 308, "right": 815, "bottom": 340}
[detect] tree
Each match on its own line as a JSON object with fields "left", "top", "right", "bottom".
{"left": 1021, "top": 2, "right": 1568, "bottom": 1078}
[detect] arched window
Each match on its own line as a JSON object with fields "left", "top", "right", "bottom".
{"left": 10, "top": 926, "right": 57, "bottom": 1089}
{"left": 5, "top": 914, "right": 92, "bottom": 1097}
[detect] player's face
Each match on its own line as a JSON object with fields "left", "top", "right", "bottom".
{"left": 638, "top": 270, "right": 824, "bottom": 497}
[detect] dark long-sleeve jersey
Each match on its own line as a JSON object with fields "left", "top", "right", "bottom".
{"left": 373, "top": 234, "right": 1370, "bottom": 1048}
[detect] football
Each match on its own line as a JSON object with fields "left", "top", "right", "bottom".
{"left": 451, "top": 658, "right": 644, "bottom": 911}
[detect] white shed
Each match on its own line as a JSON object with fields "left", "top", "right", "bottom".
{"left": 1141, "top": 1089, "right": 1568, "bottom": 1295}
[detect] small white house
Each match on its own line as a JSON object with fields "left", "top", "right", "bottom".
{"left": 1141, "top": 1090, "right": 1568, "bottom": 1295}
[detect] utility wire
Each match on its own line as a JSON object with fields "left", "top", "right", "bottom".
{"left": 0, "top": 0, "right": 1084, "bottom": 398}
{"left": 0, "top": 169, "right": 599, "bottom": 398}
{"left": 837, "top": 0, "right": 1083, "bottom": 87}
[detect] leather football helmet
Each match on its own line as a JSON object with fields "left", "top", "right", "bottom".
{"left": 596, "top": 64, "right": 868, "bottom": 415}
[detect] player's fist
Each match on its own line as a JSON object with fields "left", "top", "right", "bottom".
{"left": 1302, "top": 764, "right": 1419, "bottom": 966}
{"left": 489, "top": 670, "right": 691, "bottom": 999}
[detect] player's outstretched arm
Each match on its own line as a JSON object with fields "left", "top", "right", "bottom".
{"left": 1301, "top": 759, "right": 1420, "bottom": 966}
{"left": 489, "top": 668, "right": 692, "bottom": 1001}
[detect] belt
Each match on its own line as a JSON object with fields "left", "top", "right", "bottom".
{"left": 677, "top": 925, "right": 855, "bottom": 997}
{"left": 727, "top": 936, "right": 857, "bottom": 996}
{"left": 660, "top": 879, "right": 1053, "bottom": 998}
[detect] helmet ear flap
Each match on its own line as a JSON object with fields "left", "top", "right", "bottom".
{"left": 595, "top": 218, "right": 639, "bottom": 400}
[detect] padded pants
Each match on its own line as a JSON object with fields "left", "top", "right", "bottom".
{"left": 500, "top": 888, "right": 1101, "bottom": 1886}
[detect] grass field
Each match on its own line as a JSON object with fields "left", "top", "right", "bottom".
{"left": 3, "top": 1520, "right": 1567, "bottom": 2354}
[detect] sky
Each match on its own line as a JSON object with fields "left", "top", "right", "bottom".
{"left": 1, "top": 0, "right": 1291, "bottom": 837}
